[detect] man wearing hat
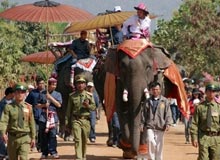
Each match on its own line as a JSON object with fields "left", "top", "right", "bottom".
{"left": 122, "top": 3, "right": 151, "bottom": 40}
{"left": 114, "top": 6, "right": 122, "bottom": 12}
{"left": 86, "top": 82, "right": 100, "bottom": 143}
{"left": 66, "top": 75, "right": 96, "bottom": 160}
{"left": 190, "top": 82, "right": 220, "bottom": 160}
{"left": 0, "top": 83, "right": 36, "bottom": 160}
{"left": 0, "top": 87, "right": 14, "bottom": 159}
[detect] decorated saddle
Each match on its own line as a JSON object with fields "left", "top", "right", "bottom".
{"left": 118, "top": 39, "right": 153, "bottom": 59}
{"left": 74, "top": 57, "right": 97, "bottom": 72}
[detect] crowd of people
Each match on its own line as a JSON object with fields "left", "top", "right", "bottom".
{"left": 0, "top": 76, "right": 104, "bottom": 160}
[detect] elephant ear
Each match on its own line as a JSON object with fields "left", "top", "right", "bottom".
{"left": 148, "top": 45, "right": 172, "bottom": 70}
{"left": 105, "top": 48, "right": 118, "bottom": 75}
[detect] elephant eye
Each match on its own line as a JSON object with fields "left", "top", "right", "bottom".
{"left": 145, "top": 65, "right": 151, "bottom": 70}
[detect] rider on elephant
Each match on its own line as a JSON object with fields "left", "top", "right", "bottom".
{"left": 68, "top": 30, "right": 94, "bottom": 88}
{"left": 69, "top": 30, "right": 91, "bottom": 60}
{"left": 121, "top": 2, "right": 152, "bottom": 102}
{"left": 122, "top": 3, "right": 151, "bottom": 41}
{"left": 52, "top": 31, "right": 91, "bottom": 79}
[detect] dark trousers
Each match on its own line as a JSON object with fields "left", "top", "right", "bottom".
{"left": 89, "top": 111, "right": 96, "bottom": 140}
{"left": 39, "top": 122, "right": 57, "bottom": 156}
{"left": 111, "top": 112, "right": 120, "bottom": 145}
{"left": 0, "top": 139, "right": 7, "bottom": 156}
{"left": 35, "top": 120, "right": 41, "bottom": 151}
{"left": 170, "top": 105, "right": 180, "bottom": 124}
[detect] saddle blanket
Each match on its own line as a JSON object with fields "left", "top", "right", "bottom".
{"left": 74, "top": 57, "right": 97, "bottom": 72}
{"left": 118, "top": 39, "right": 153, "bottom": 58}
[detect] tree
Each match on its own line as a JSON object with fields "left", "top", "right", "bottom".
{"left": 152, "top": 0, "right": 220, "bottom": 77}
{"left": 0, "top": 21, "right": 25, "bottom": 87}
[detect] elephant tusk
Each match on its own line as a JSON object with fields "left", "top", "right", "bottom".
{"left": 123, "top": 89, "right": 128, "bottom": 102}
{"left": 144, "top": 88, "right": 150, "bottom": 99}
{"left": 70, "top": 65, "right": 75, "bottom": 85}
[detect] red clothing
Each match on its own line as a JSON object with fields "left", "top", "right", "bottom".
{"left": 188, "top": 100, "right": 195, "bottom": 116}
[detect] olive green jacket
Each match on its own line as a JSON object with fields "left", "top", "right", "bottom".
{"left": 0, "top": 101, "right": 36, "bottom": 139}
{"left": 190, "top": 100, "right": 220, "bottom": 141}
{"left": 65, "top": 90, "right": 96, "bottom": 125}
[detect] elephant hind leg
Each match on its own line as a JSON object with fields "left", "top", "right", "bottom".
{"left": 123, "top": 150, "right": 137, "bottom": 159}
{"left": 118, "top": 139, "right": 137, "bottom": 159}
{"left": 121, "top": 144, "right": 148, "bottom": 159}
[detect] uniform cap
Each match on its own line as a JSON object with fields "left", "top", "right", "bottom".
{"left": 87, "top": 82, "right": 94, "bottom": 87}
{"left": 15, "top": 83, "right": 27, "bottom": 91}
{"left": 75, "top": 76, "right": 86, "bottom": 83}
{"left": 205, "top": 82, "right": 219, "bottom": 91}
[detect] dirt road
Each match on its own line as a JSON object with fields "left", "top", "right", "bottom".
{"left": 29, "top": 111, "right": 198, "bottom": 160}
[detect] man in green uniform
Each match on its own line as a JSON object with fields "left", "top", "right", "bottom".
{"left": 66, "top": 76, "right": 96, "bottom": 160}
{"left": 0, "top": 83, "right": 36, "bottom": 160}
{"left": 190, "top": 82, "right": 220, "bottom": 160}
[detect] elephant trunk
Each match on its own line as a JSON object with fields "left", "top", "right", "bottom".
{"left": 129, "top": 79, "right": 146, "bottom": 155}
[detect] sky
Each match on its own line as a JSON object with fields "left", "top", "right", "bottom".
{"left": 8, "top": 0, "right": 183, "bottom": 31}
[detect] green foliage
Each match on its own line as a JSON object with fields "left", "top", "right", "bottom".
{"left": 16, "top": 22, "right": 46, "bottom": 54}
{"left": 0, "top": 1, "right": 68, "bottom": 89}
{"left": 152, "top": 0, "right": 220, "bottom": 77}
{"left": 0, "top": 21, "right": 24, "bottom": 87}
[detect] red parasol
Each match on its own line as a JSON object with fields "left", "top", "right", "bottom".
{"left": 0, "top": 0, "right": 93, "bottom": 23}
{"left": 21, "top": 51, "right": 60, "bottom": 64}
{"left": 0, "top": 0, "right": 93, "bottom": 76}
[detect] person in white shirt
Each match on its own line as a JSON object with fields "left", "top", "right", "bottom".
{"left": 122, "top": 3, "right": 151, "bottom": 40}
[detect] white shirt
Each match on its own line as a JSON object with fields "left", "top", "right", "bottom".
{"left": 122, "top": 15, "right": 151, "bottom": 37}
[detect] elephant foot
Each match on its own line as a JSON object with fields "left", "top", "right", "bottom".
{"left": 106, "top": 138, "right": 113, "bottom": 146}
{"left": 118, "top": 139, "right": 131, "bottom": 150}
{"left": 123, "top": 150, "right": 137, "bottom": 159}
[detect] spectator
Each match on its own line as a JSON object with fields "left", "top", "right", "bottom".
{"left": 25, "top": 77, "right": 47, "bottom": 152}
{"left": 86, "top": 82, "right": 100, "bottom": 143}
{"left": 0, "top": 87, "right": 14, "bottom": 117}
{"left": 0, "top": 87, "right": 14, "bottom": 159}
{"left": 141, "top": 82, "right": 172, "bottom": 160}
{"left": 170, "top": 98, "right": 180, "bottom": 127}
{"left": 184, "top": 88, "right": 202, "bottom": 144}
{"left": 26, "top": 84, "right": 35, "bottom": 97}
{"left": 39, "top": 77, "right": 62, "bottom": 159}
{"left": 114, "top": 6, "right": 121, "bottom": 12}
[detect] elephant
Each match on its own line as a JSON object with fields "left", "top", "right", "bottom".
{"left": 93, "top": 44, "right": 186, "bottom": 159}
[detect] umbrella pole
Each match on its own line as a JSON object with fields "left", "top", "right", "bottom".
{"left": 46, "top": 23, "right": 49, "bottom": 117}
{"left": 109, "top": 27, "right": 114, "bottom": 46}
{"left": 46, "top": 23, "right": 50, "bottom": 89}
